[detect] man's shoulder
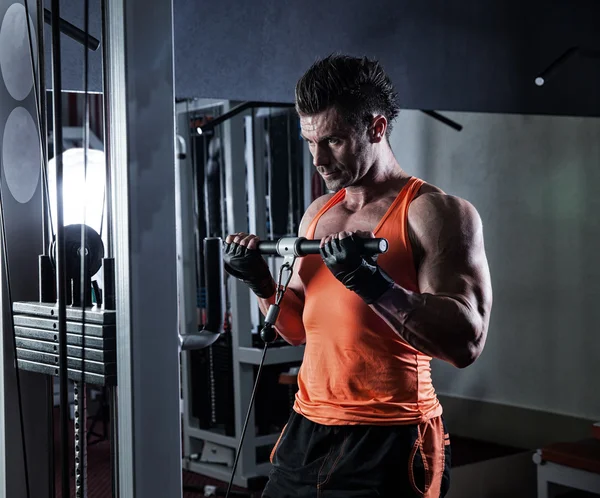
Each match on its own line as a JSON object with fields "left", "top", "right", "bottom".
{"left": 414, "top": 180, "right": 444, "bottom": 198}
{"left": 410, "top": 189, "right": 478, "bottom": 219}
{"left": 307, "top": 192, "right": 337, "bottom": 214}
{"left": 299, "top": 193, "right": 337, "bottom": 237}
{"left": 408, "top": 189, "right": 482, "bottom": 248}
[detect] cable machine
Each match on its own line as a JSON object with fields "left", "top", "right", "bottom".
{"left": 0, "top": 3, "right": 388, "bottom": 498}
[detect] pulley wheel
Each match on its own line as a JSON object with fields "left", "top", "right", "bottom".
{"left": 50, "top": 224, "right": 105, "bottom": 278}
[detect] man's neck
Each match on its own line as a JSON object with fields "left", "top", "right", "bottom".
{"left": 344, "top": 149, "right": 408, "bottom": 209}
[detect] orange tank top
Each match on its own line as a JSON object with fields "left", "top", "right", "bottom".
{"left": 293, "top": 177, "right": 443, "bottom": 425}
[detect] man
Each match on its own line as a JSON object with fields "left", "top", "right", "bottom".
{"left": 224, "top": 54, "right": 492, "bottom": 497}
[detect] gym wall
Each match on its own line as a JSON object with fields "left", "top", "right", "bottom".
{"left": 389, "top": 110, "right": 600, "bottom": 447}
{"left": 53, "top": 0, "right": 600, "bottom": 118}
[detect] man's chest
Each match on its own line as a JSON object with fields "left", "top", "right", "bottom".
{"left": 311, "top": 200, "right": 394, "bottom": 239}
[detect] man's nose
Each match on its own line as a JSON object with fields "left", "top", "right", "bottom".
{"left": 312, "top": 144, "right": 330, "bottom": 168}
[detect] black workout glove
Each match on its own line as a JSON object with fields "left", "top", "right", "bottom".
{"left": 223, "top": 242, "right": 277, "bottom": 299}
{"left": 321, "top": 235, "right": 394, "bottom": 305}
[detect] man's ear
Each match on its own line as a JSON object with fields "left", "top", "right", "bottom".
{"left": 369, "top": 115, "right": 387, "bottom": 143}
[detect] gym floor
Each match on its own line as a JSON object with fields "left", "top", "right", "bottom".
{"left": 53, "top": 407, "right": 599, "bottom": 498}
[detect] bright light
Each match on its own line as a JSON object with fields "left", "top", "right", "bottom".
{"left": 47, "top": 147, "right": 106, "bottom": 237}
{"left": 535, "top": 77, "right": 545, "bottom": 87}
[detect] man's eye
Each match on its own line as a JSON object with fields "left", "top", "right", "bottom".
{"left": 328, "top": 138, "right": 340, "bottom": 145}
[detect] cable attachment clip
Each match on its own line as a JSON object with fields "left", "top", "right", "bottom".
{"left": 260, "top": 255, "right": 295, "bottom": 343}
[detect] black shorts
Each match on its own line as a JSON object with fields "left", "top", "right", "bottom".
{"left": 262, "top": 411, "right": 451, "bottom": 498}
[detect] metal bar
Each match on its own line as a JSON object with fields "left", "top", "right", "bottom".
{"left": 535, "top": 46, "right": 579, "bottom": 86}
{"left": 187, "top": 428, "right": 238, "bottom": 448}
{"left": 79, "top": 0, "right": 91, "bottom": 492}
{"left": 223, "top": 106, "right": 256, "bottom": 478}
{"left": 106, "top": 0, "right": 182, "bottom": 495}
{"left": 302, "top": 138, "right": 312, "bottom": 210}
{"left": 535, "top": 46, "right": 600, "bottom": 87}
{"left": 245, "top": 114, "right": 260, "bottom": 332}
{"left": 174, "top": 133, "right": 199, "bottom": 341}
{"left": 286, "top": 112, "right": 294, "bottom": 234}
{"left": 109, "top": 386, "right": 119, "bottom": 498}
{"left": 49, "top": 0, "right": 70, "bottom": 495}
{"left": 198, "top": 101, "right": 294, "bottom": 134}
{"left": 103, "top": 0, "right": 131, "bottom": 494}
{"left": 420, "top": 110, "right": 463, "bottom": 132}
{"left": 249, "top": 112, "right": 268, "bottom": 241}
{"left": 43, "top": 8, "right": 100, "bottom": 51}
{"left": 101, "top": 0, "right": 113, "bottom": 258}
{"left": 13, "top": 301, "right": 115, "bottom": 323}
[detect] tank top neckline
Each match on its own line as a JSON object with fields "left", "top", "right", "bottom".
{"left": 310, "top": 176, "right": 417, "bottom": 238}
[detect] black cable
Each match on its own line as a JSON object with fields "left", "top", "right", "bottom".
{"left": 76, "top": 0, "right": 91, "bottom": 495}
{"left": 225, "top": 343, "right": 269, "bottom": 498}
{"left": 0, "top": 188, "right": 31, "bottom": 498}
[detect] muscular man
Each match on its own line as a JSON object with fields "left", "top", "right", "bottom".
{"left": 224, "top": 54, "right": 492, "bottom": 497}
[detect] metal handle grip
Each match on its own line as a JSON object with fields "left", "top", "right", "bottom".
{"left": 257, "top": 237, "right": 388, "bottom": 257}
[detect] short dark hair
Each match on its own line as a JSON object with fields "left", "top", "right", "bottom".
{"left": 295, "top": 54, "right": 400, "bottom": 137}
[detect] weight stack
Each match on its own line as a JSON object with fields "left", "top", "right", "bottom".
{"left": 12, "top": 301, "right": 117, "bottom": 386}
{"left": 191, "top": 332, "right": 235, "bottom": 436}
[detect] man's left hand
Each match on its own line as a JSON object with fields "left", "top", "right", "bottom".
{"left": 320, "top": 231, "right": 395, "bottom": 304}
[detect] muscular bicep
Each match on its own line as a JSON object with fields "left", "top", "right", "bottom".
{"left": 409, "top": 194, "right": 492, "bottom": 321}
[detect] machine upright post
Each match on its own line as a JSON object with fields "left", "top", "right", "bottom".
{"left": 104, "top": 0, "right": 182, "bottom": 495}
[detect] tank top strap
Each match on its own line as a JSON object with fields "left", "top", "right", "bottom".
{"left": 405, "top": 177, "right": 426, "bottom": 203}
{"left": 373, "top": 177, "right": 425, "bottom": 233}
{"left": 306, "top": 190, "right": 346, "bottom": 239}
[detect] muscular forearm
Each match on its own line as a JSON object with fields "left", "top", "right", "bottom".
{"left": 371, "top": 285, "right": 486, "bottom": 368}
{"left": 258, "top": 290, "right": 306, "bottom": 346}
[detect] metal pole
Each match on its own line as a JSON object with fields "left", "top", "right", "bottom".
{"left": 106, "top": 0, "right": 182, "bottom": 495}
{"left": 101, "top": 2, "right": 118, "bottom": 495}
{"left": 109, "top": 386, "right": 119, "bottom": 497}
{"left": 49, "top": 0, "right": 70, "bottom": 495}
{"left": 36, "top": 2, "right": 55, "bottom": 498}
{"left": 101, "top": 0, "right": 113, "bottom": 259}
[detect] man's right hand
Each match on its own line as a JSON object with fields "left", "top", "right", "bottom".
{"left": 223, "top": 233, "right": 276, "bottom": 299}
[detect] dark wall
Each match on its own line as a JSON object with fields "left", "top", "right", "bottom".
{"left": 49, "top": 0, "right": 600, "bottom": 117}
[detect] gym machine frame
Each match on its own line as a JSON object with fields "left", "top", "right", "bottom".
{"left": 177, "top": 100, "right": 309, "bottom": 488}
{"left": 0, "top": 0, "right": 186, "bottom": 496}
{"left": 2, "top": 3, "right": 383, "bottom": 496}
